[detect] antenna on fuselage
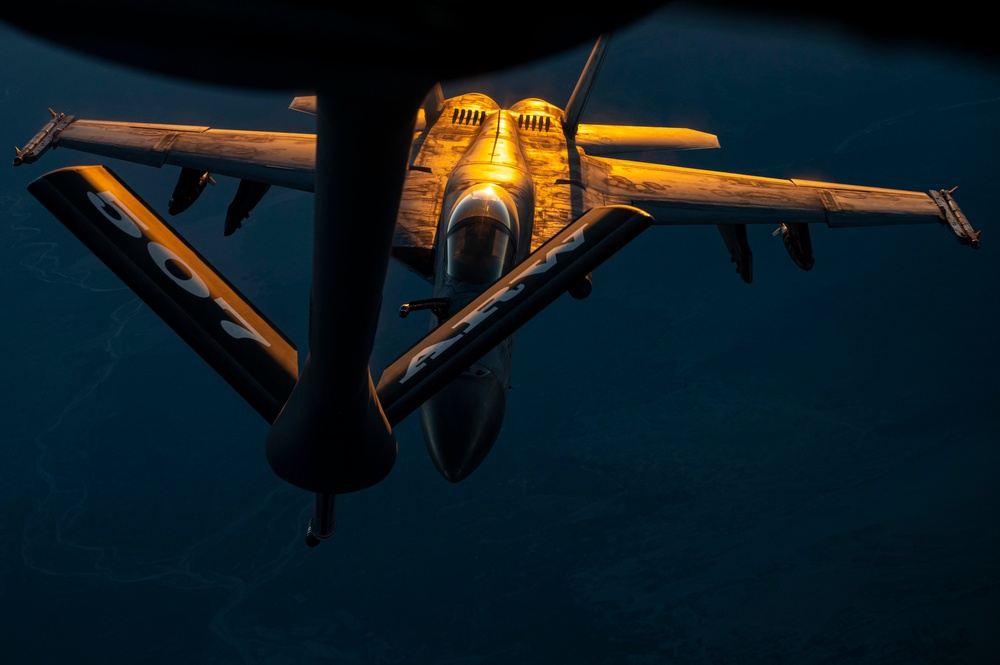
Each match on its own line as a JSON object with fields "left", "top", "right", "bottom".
{"left": 562, "top": 31, "right": 614, "bottom": 140}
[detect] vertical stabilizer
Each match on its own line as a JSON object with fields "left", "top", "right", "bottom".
{"left": 422, "top": 82, "right": 445, "bottom": 126}
{"left": 562, "top": 32, "right": 614, "bottom": 139}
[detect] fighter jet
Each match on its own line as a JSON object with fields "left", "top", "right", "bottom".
{"left": 7, "top": 14, "right": 980, "bottom": 546}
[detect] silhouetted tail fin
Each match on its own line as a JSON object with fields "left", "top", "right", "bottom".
{"left": 562, "top": 32, "right": 614, "bottom": 139}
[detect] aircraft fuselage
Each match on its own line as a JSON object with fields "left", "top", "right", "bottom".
{"left": 419, "top": 108, "right": 536, "bottom": 481}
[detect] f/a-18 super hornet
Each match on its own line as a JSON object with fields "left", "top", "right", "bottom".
{"left": 10, "top": 23, "right": 979, "bottom": 546}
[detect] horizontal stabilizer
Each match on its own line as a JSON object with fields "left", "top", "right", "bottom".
{"left": 27, "top": 165, "right": 298, "bottom": 422}
{"left": 376, "top": 204, "right": 654, "bottom": 424}
{"left": 575, "top": 124, "right": 720, "bottom": 154}
{"left": 288, "top": 96, "right": 317, "bottom": 115}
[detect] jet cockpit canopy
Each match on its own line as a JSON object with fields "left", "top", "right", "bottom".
{"left": 445, "top": 183, "right": 519, "bottom": 284}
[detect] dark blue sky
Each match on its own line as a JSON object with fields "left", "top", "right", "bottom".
{"left": 2, "top": 6, "right": 998, "bottom": 664}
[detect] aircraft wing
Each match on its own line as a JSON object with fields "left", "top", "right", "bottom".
{"left": 583, "top": 155, "right": 980, "bottom": 244}
{"left": 14, "top": 111, "right": 315, "bottom": 191}
{"left": 14, "top": 107, "right": 446, "bottom": 274}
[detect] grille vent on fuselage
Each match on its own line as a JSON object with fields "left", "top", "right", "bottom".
{"left": 451, "top": 108, "right": 487, "bottom": 125}
{"left": 516, "top": 114, "right": 552, "bottom": 132}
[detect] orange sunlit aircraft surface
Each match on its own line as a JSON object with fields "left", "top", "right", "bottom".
{"left": 9, "top": 23, "right": 980, "bottom": 545}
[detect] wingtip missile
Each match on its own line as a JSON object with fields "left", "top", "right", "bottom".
{"left": 930, "top": 188, "right": 981, "bottom": 249}
{"left": 13, "top": 110, "right": 74, "bottom": 166}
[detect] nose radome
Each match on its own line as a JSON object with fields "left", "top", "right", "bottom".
{"left": 420, "top": 368, "right": 506, "bottom": 482}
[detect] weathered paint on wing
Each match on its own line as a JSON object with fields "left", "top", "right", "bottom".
{"left": 51, "top": 119, "right": 316, "bottom": 190}
{"left": 583, "top": 157, "right": 948, "bottom": 226}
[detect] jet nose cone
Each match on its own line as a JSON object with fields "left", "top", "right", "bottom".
{"left": 420, "top": 368, "right": 506, "bottom": 482}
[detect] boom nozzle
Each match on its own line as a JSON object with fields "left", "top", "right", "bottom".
{"left": 305, "top": 493, "right": 337, "bottom": 547}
